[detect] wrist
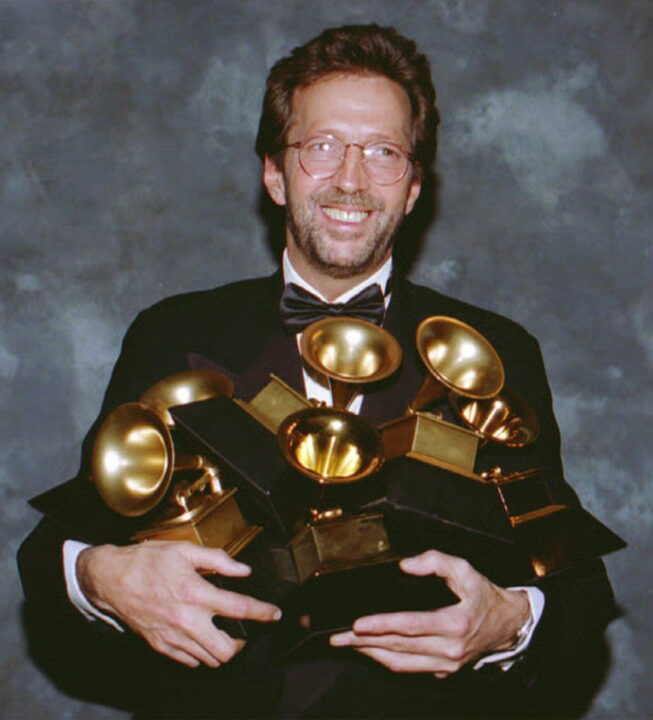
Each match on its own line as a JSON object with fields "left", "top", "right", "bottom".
{"left": 494, "top": 589, "right": 532, "bottom": 652}
{"left": 76, "top": 543, "right": 119, "bottom": 611}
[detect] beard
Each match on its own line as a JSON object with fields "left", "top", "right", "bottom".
{"left": 285, "top": 189, "right": 406, "bottom": 279}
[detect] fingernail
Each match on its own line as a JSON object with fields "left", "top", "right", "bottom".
{"left": 273, "top": 609, "right": 282, "bottom": 621}
{"left": 330, "top": 633, "right": 351, "bottom": 646}
{"left": 400, "top": 557, "right": 419, "bottom": 569}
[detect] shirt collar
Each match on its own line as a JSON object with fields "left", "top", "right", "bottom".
{"left": 282, "top": 249, "right": 393, "bottom": 304}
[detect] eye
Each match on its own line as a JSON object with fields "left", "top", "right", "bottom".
{"left": 366, "top": 143, "right": 403, "bottom": 162}
{"left": 304, "top": 137, "right": 339, "bottom": 155}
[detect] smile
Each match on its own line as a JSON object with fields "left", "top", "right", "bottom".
{"left": 322, "top": 207, "right": 370, "bottom": 223}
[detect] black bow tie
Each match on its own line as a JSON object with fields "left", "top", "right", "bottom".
{"left": 279, "top": 282, "right": 386, "bottom": 333}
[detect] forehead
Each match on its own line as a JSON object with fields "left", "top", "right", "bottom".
{"left": 287, "top": 73, "right": 414, "bottom": 144}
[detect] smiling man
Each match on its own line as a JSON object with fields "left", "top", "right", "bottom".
{"left": 18, "top": 24, "right": 615, "bottom": 719}
{"left": 264, "top": 73, "right": 421, "bottom": 294}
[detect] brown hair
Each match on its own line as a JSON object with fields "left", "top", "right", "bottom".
{"left": 255, "top": 24, "right": 439, "bottom": 176}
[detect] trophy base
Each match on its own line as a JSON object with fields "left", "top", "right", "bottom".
{"left": 281, "top": 512, "right": 396, "bottom": 585}
{"left": 512, "top": 505, "right": 626, "bottom": 577}
{"left": 130, "top": 487, "right": 262, "bottom": 555}
{"left": 240, "top": 374, "right": 312, "bottom": 432}
{"left": 380, "top": 411, "right": 481, "bottom": 479}
{"left": 271, "top": 511, "right": 459, "bottom": 656}
{"left": 275, "top": 560, "right": 458, "bottom": 658}
{"left": 489, "top": 468, "right": 626, "bottom": 577}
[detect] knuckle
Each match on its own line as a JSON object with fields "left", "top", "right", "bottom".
{"left": 216, "top": 638, "right": 239, "bottom": 663}
{"left": 149, "top": 636, "right": 168, "bottom": 655}
{"left": 183, "top": 583, "right": 204, "bottom": 605}
{"left": 450, "top": 614, "right": 471, "bottom": 637}
{"left": 444, "top": 640, "right": 465, "bottom": 662}
{"left": 165, "top": 605, "right": 189, "bottom": 629}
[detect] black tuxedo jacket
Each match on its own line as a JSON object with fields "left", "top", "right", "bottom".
{"left": 18, "top": 273, "right": 615, "bottom": 718}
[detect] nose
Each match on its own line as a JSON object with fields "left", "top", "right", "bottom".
{"left": 332, "top": 144, "right": 370, "bottom": 193}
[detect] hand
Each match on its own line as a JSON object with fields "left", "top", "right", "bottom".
{"left": 77, "top": 540, "right": 281, "bottom": 668}
{"left": 330, "top": 549, "right": 530, "bottom": 678}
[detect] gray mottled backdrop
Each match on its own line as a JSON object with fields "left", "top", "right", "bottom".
{"left": 1, "top": 1, "right": 651, "bottom": 718}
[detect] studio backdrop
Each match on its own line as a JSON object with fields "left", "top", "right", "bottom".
{"left": 1, "top": 2, "right": 651, "bottom": 718}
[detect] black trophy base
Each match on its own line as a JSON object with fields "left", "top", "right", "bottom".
{"left": 274, "top": 559, "right": 458, "bottom": 658}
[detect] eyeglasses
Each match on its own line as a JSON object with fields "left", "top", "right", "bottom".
{"left": 284, "top": 135, "right": 414, "bottom": 186}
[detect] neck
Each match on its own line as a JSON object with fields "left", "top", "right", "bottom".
{"left": 286, "top": 247, "right": 391, "bottom": 302}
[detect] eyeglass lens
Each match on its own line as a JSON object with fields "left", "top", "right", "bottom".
{"left": 299, "top": 137, "right": 409, "bottom": 185}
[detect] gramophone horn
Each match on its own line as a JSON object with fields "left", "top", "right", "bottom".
{"left": 277, "top": 406, "right": 384, "bottom": 484}
{"left": 300, "top": 317, "right": 402, "bottom": 409}
{"left": 92, "top": 402, "right": 204, "bottom": 517}
{"left": 411, "top": 316, "right": 505, "bottom": 411}
{"left": 140, "top": 369, "right": 234, "bottom": 427}
{"left": 451, "top": 388, "right": 540, "bottom": 448}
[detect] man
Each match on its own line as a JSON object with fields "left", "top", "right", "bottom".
{"left": 19, "top": 24, "right": 615, "bottom": 718}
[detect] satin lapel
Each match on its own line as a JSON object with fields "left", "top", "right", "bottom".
{"left": 360, "top": 278, "right": 426, "bottom": 426}
{"left": 188, "top": 272, "right": 304, "bottom": 401}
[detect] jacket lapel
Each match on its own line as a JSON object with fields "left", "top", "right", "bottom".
{"left": 359, "top": 278, "right": 426, "bottom": 426}
{"left": 188, "top": 272, "right": 304, "bottom": 401}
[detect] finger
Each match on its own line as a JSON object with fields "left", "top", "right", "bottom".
{"left": 332, "top": 631, "right": 452, "bottom": 657}
{"left": 352, "top": 606, "right": 463, "bottom": 636}
{"left": 154, "top": 642, "right": 201, "bottom": 668}
{"left": 194, "top": 629, "right": 246, "bottom": 666}
{"left": 353, "top": 647, "right": 457, "bottom": 675}
{"left": 178, "top": 543, "right": 252, "bottom": 577}
{"left": 400, "top": 550, "right": 471, "bottom": 581}
{"left": 204, "top": 585, "right": 282, "bottom": 623}
{"left": 177, "top": 636, "right": 223, "bottom": 667}
{"left": 159, "top": 615, "right": 244, "bottom": 666}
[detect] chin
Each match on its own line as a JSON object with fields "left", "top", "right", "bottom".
{"left": 309, "top": 251, "right": 383, "bottom": 279}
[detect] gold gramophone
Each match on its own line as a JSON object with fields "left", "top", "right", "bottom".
{"left": 381, "top": 315, "right": 505, "bottom": 477}
{"left": 451, "top": 387, "right": 539, "bottom": 448}
{"left": 277, "top": 405, "right": 392, "bottom": 584}
{"left": 274, "top": 318, "right": 399, "bottom": 586}
{"left": 300, "top": 316, "right": 402, "bottom": 410}
{"left": 91, "top": 371, "right": 261, "bottom": 554}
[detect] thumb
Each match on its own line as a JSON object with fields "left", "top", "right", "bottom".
{"left": 179, "top": 543, "right": 252, "bottom": 577}
{"left": 400, "top": 549, "right": 470, "bottom": 597}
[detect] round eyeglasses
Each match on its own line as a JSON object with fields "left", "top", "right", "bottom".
{"left": 284, "top": 135, "right": 414, "bottom": 186}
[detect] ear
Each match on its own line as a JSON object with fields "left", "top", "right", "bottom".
{"left": 404, "top": 174, "right": 422, "bottom": 215}
{"left": 263, "top": 155, "right": 287, "bottom": 206}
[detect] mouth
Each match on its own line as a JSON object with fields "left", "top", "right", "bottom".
{"left": 321, "top": 206, "right": 371, "bottom": 224}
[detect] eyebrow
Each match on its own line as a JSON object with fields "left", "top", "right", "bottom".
{"left": 294, "top": 128, "right": 409, "bottom": 144}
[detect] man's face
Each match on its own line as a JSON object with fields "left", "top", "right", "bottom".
{"left": 264, "top": 73, "right": 421, "bottom": 282}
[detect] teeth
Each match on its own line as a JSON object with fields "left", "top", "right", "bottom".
{"left": 323, "top": 207, "right": 369, "bottom": 223}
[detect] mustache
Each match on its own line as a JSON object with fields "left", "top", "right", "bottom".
{"left": 313, "top": 190, "right": 384, "bottom": 211}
